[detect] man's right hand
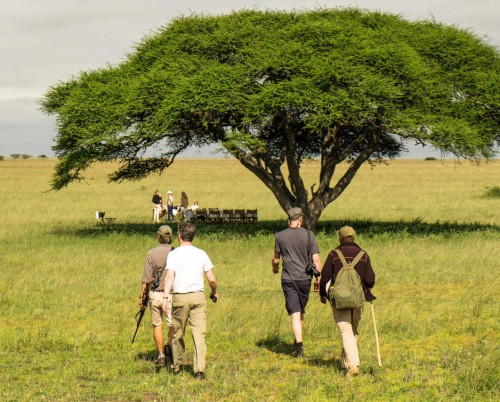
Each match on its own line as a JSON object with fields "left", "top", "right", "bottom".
{"left": 272, "top": 258, "right": 280, "bottom": 274}
{"left": 320, "top": 296, "right": 327, "bottom": 304}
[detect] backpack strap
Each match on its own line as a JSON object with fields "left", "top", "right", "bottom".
{"left": 334, "top": 249, "right": 348, "bottom": 267}
{"left": 351, "top": 250, "right": 365, "bottom": 267}
{"left": 335, "top": 249, "right": 365, "bottom": 268}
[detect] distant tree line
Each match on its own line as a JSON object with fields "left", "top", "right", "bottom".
{"left": 5, "top": 154, "right": 48, "bottom": 159}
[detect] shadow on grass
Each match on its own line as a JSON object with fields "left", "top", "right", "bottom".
{"left": 255, "top": 335, "right": 295, "bottom": 356}
{"left": 53, "top": 217, "right": 499, "bottom": 238}
{"left": 256, "top": 335, "right": 343, "bottom": 371}
{"left": 136, "top": 349, "right": 193, "bottom": 374}
{"left": 136, "top": 349, "right": 158, "bottom": 362}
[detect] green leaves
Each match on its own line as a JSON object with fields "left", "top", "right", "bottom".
{"left": 41, "top": 8, "right": 500, "bottom": 226}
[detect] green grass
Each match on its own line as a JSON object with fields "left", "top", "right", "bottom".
{"left": 0, "top": 159, "right": 499, "bottom": 401}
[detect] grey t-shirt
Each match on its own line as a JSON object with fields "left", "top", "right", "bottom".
{"left": 274, "top": 227, "right": 319, "bottom": 281}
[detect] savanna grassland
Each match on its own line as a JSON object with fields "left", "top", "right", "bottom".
{"left": 0, "top": 158, "right": 498, "bottom": 401}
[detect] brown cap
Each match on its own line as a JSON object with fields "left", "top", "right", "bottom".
{"left": 338, "top": 225, "right": 356, "bottom": 239}
{"left": 157, "top": 225, "right": 173, "bottom": 239}
{"left": 287, "top": 207, "right": 303, "bottom": 221}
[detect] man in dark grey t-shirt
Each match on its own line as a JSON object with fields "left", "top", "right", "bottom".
{"left": 272, "top": 207, "right": 321, "bottom": 357}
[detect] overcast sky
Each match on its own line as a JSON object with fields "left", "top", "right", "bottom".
{"left": 1, "top": 0, "right": 499, "bottom": 158}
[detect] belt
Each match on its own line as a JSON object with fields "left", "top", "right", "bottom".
{"left": 172, "top": 291, "right": 204, "bottom": 295}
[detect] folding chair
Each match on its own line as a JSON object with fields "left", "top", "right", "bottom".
{"left": 95, "top": 211, "right": 105, "bottom": 224}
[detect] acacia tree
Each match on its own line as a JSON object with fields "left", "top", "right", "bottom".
{"left": 41, "top": 9, "right": 500, "bottom": 229}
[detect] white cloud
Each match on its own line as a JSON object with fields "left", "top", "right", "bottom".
{"left": 1, "top": 0, "right": 498, "bottom": 156}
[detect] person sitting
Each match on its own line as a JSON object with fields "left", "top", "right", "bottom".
{"left": 184, "top": 201, "right": 199, "bottom": 222}
{"left": 188, "top": 201, "right": 199, "bottom": 211}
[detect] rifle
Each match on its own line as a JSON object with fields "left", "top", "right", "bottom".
{"left": 131, "top": 278, "right": 154, "bottom": 343}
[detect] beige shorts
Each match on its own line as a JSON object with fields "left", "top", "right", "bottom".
{"left": 149, "top": 291, "right": 172, "bottom": 327}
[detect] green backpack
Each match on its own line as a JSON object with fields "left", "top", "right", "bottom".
{"left": 327, "top": 249, "right": 366, "bottom": 309}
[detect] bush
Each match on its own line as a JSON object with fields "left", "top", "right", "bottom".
{"left": 424, "top": 156, "right": 438, "bottom": 161}
{"left": 0, "top": 155, "right": 4, "bottom": 161}
{"left": 484, "top": 186, "right": 500, "bottom": 198}
{"left": 10, "top": 154, "right": 21, "bottom": 159}
{"left": 21, "top": 154, "right": 32, "bottom": 159}
{"left": 38, "top": 155, "right": 47, "bottom": 159}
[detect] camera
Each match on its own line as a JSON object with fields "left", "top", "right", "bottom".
{"left": 305, "top": 263, "right": 320, "bottom": 278}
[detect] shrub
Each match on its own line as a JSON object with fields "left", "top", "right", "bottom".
{"left": 424, "top": 156, "right": 438, "bottom": 161}
{"left": 0, "top": 155, "right": 4, "bottom": 161}
{"left": 21, "top": 154, "right": 32, "bottom": 159}
{"left": 484, "top": 186, "right": 500, "bottom": 198}
{"left": 38, "top": 155, "right": 47, "bottom": 159}
{"left": 10, "top": 154, "right": 21, "bottom": 159}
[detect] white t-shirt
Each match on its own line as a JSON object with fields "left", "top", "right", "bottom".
{"left": 166, "top": 245, "right": 214, "bottom": 293}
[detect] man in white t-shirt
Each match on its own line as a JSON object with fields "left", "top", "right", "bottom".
{"left": 163, "top": 222, "right": 218, "bottom": 380}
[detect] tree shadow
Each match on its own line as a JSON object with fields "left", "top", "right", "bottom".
{"left": 52, "top": 217, "right": 499, "bottom": 238}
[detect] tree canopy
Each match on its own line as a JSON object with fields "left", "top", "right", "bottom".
{"left": 41, "top": 8, "right": 500, "bottom": 228}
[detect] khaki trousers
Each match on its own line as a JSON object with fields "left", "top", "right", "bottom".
{"left": 171, "top": 292, "right": 207, "bottom": 373}
{"left": 331, "top": 306, "right": 362, "bottom": 369}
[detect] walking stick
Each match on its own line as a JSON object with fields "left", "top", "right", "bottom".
{"left": 370, "top": 301, "right": 382, "bottom": 367}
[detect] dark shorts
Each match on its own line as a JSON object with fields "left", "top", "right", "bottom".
{"left": 282, "top": 280, "right": 311, "bottom": 315}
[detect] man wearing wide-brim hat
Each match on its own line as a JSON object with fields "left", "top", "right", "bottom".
{"left": 272, "top": 207, "right": 321, "bottom": 358}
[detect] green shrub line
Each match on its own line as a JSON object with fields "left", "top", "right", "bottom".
{"left": 484, "top": 186, "right": 500, "bottom": 198}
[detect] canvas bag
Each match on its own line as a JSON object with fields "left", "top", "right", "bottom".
{"left": 327, "top": 249, "right": 365, "bottom": 309}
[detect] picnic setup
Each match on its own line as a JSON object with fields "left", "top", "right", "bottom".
{"left": 95, "top": 211, "right": 117, "bottom": 225}
{"left": 188, "top": 208, "right": 258, "bottom": 224}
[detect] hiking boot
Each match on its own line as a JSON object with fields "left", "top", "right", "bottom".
{"left": 293, "top": 342, "right": 304, "bottom": 358}
{"left": 346, "top": 366, "right": 360, "bottom": 377}
{"left": 194, "top": 372, "right": 206, "bottom": 380}
{"left": 155, "top": 355, "right": 166, "bottom": 367}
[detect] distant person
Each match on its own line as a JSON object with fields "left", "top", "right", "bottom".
{"left": 180, "top": 192, "right": 188, "bottom": 209}
{"left": 185, "top": 200, "right": 199, "bottom": 222}
{"left": 166, "top": 191, "right": 174, "bottom": 221}
{"left": 163, "top": 222, "right": 218, "bottom": 380}
{"left": 140, "top": 225, "right": 175, "bottom": 368}
{"left": 188, "top": 201, "right": 200, "bottom": 211}
{"left": 319, "top": 226, "right": 376, "bottom": 377}
{"left": 152, "top": 190, "right": 162, "bottom": 223}
{"left": 272, "top": 207, "right": 321, "bottom": 358}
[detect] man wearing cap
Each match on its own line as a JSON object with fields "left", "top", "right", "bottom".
{"left": 319, "top": 226, "right": 376, "bottom": 377}
{"left": 140, "top": 225, "right": 175, "bottom": 367}
{"left": 272, "top": 207, "right": 321, "bottom": 358}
